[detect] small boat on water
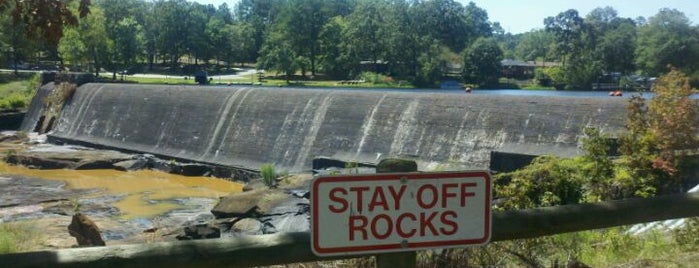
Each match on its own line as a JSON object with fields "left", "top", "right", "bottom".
{"left": 609, "top": 90, "right": 623, "bottom": 97}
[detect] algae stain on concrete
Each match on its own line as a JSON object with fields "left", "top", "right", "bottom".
{"left": 0, "top": 162, "right": 243, "bottom": 219}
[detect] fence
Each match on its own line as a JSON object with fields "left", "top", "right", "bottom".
{"left": 2, "top": 192, "right": 698, "bottom": 268}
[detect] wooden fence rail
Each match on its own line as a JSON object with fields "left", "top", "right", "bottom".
{"left": 3, "top": 192, "right": 699, "bottom": 268}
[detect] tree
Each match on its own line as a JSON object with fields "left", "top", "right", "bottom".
{"left": 545, "top": 9, "right": 600, "bottom": 89}
{"left": 635, "top": 8, "right": 699, "bottom": 76}
{"left": 585, "top": 7, "right": 636, "bottom": 75}
{"left": 0, "top": 0, "right": 90, "bottom": 46}
{"left": 461, "top": 37, "right": 503, "bottom": 87}
{"left": 112, "top": 17, "right": 143, "bottom": 75}
{"left": 257, "top": 30, "right": 297, "bottom": 83}
{"left": 618, "top": 68, "right": 698, "bottom": 196}
{"left": 235, "top": 0, "right": 283, "bottom": 62}
{"left": 318, "top": 16, "right": 351, "bottom": 79}
{"left": 57, "top": 28, "right": 87, "bottom": 69}
{"left": 57, "top": 6, "right": 112, "bottom": 77}
{"left": 412, "top": 0, "right": 469, "bottom": 53}
{"left": 514, "top": 29, "right": 554, "bottom": 61}
{"left": 342, "top": 0, "right": 391, "bottom": 76}
{"left": 0, "top": 3, "right": 38, "bottom": 75}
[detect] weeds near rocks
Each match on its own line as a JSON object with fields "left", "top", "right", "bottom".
{"left": 260, "top": 163, "right": 277, "bottom": 187}
{"left": 345, "top": 161, "right": 358, "bottom": 174}
{"left": 0, "top": 222, "right": 41, "bottom": 254}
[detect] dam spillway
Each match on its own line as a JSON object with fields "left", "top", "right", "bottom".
{"left": 40, "top": 83, "right": 629, "bottom": 173}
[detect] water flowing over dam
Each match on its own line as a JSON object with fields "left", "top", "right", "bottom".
{"left": 28, "top": 83, "right": 630, "bottom": 173}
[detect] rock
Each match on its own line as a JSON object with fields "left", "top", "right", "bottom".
{"left": 113, "top": 159, "right": 148, "bottom": 171}
{"left": 230, "top": 218, "right": 263, "bottom": 235}
{"left": 5, "top": 154, "right": 73, "bottom": 169}
{"left": 242, "top": 178, "right": 266, "bottom": 192}
{"left": 74, "top": 160, "right": 118, "bottom": 170}
{"left": 68, "top": 213, "right": 105, "bottom": 246}
{"left": 376, "top": 158, "right": 418, "bottom": 173}
{"left": 172, "top": 163, "right": 212, "bottom": 176}
{"left": 258, "top": 198, "right": 310, "bottom": 234}
{"left": 176, "top": 223, "right": 220, "bottom": 240}
{"left": 6, "top": 148, "right": 132, "bottom": 170}
{"left": 210, "top": 190, "right": 267, "bottom": 218}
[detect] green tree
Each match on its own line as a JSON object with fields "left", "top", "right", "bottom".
{"left": 514, "top": 29, "right": 555, "bottom": 61}
{"left": 342, "top": 0, "right": 391, "bottom": 76}
{"left": 545, "top": 9, "right": 601, "bottom": 89}
{"left": 461, "top": 37, "right": 503, "bottom": 87}
{"left": 318, "top": 16, "right": 351, "bottom": 79}
{"left": 235, "top": 0, "right": 283, "bottom": 62}
{"left": 635, "top": 8, "right": 699, "bottom": 76}
{"left": 257, "top": 30, "right": 298, "bottom": 83}
{"left": 585, "top": 7, "right": 637, "bottom": 75}
{"left": 0, "top": 0, "right": 90, "bottom": 46}
{"left": 57, "top": 28, "right": 87, "bottom": 69}
{"left": 112, "top": 17, "right": 143, "bottom": 74}
{"left": 57, "top": 6, "right": 111, "bottom": 77}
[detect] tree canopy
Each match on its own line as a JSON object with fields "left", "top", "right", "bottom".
{"left": 2, "top": 1, "right": 699, "bottom": 88}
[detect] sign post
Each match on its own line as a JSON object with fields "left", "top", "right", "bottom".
{"left": 311, "top": 170, "right": 492, "bottom": 265}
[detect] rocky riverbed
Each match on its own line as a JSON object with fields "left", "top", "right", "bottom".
{"left": 0, "top": 131, "right": 315, "bottom": 251}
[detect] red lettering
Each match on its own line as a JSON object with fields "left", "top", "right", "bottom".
{"left": 396, "top": 213, "right": 417, "bottom": 238}
{"left": 460, "top": 183, "right": 476, "bottom": 206}
{"left": 328, "top": 187, "right": 348, "bottom": 213}
{"left": 420, "top": 211, "right": 439, "bottom": 236}
{"left": 440, "top": 210, "right": 458, "bottom": 235}
{"left": 417, "top": 184, "right": 438, "bottom": 209}
{"left": 349, "top": 186, "right": 370, "bottom": 212}
{"left": 371, "top": 214, "right": 393, "bottom": 240}
{"left": 368, "top": 187, "right": 388, "bottom": 212}
{"left": 388, "top": 185, "right": 407, "bottom": 210}
{"left": 441, "top": 183, "right": 458, "bottom": 208}
{"left": 349, "top": 215, "right": 368, "bottom": 241}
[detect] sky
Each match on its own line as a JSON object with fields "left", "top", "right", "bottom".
{"left": 196, "top": 0, "right": 699, "bottom": 34}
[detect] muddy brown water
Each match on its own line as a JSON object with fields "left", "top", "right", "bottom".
{"left": 0, "top": 161, "right": 243, "bottom": 219}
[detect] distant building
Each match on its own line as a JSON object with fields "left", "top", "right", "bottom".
{"left": 501, "top": 59, "right": 561, "bottom": 79}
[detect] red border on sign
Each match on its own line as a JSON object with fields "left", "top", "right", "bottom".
{"left": 311, "top": 171, "right": 491, "bottom": 256}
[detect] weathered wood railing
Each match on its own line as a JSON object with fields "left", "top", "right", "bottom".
{"left": 3, "top": 192, "right": 699, "bottom": 268}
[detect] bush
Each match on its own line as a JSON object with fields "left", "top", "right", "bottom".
{"left": 0, "top": 93, "right": 28, "bottom": 109}
{"left": 260, "top": 163, "right": 277, "bottom": 187}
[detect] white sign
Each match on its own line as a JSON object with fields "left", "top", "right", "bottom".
{"left": 311, "top": 171, "right": 491, "bottom": 256}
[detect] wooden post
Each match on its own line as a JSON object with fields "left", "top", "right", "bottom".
{"left": 374, "top": 158, "right": 418, "bottom": 268}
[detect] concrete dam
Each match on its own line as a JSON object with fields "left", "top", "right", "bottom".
{"left": 26, "top": 83, "right": 630, "bottom": 173}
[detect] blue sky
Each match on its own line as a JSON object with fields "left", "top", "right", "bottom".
{"left": 196, "top": 0, "right": 698, "bottom": 34}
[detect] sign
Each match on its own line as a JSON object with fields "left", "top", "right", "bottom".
{"left": 311, "top": 171, "right": 491, "bottom": 256}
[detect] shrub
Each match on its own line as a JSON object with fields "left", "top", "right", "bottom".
{"left": 260, "top": 163, "right": 277, "bottom": 187}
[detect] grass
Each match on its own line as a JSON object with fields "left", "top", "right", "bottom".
{"left": 260, "top": 163, "right": 277, "bottom": 187}
{"left": 0, "top": 222, "right": 42, "bottom": 254}
{"left": 0, "top": 74, "right": 38, "bottom": 110}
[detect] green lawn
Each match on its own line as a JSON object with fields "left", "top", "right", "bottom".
{"left": 0, "top": 75, "right": 37, "bottom": 110}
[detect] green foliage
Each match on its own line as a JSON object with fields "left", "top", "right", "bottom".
{"left": 0, "top": 93, "right": 27, "bottom": 109}
{"left": 0, "top": 75, "right": 37, "bottom": 110}
{"left": 496, "top": 155, "right": 584, "bottom": 210}
{"left": 488, "top": 70, "right": 699, "bottom": 267}
{"left": 461, "top": 37, "right": 504, "bottom": 88}
{"left": 617, "top": 69, "right": 698, "bottom": 196}
{"left": 260, "top": 163, "right": 277, "bottom": 187}
{"left": 673, "top": 217, "right": 699, "bottom": 251}
{"left": 635, "top": 9, "right": 699, "bottom": 76}
{"left": 345, "top": 161, "right": 358, "bottom": 174}
{"left": 0, "top": 222, "right": 40, "bottom": 254}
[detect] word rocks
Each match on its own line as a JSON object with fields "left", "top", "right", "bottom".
{"left": 312, "top": 171, "right": 491, "bottom": 256}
